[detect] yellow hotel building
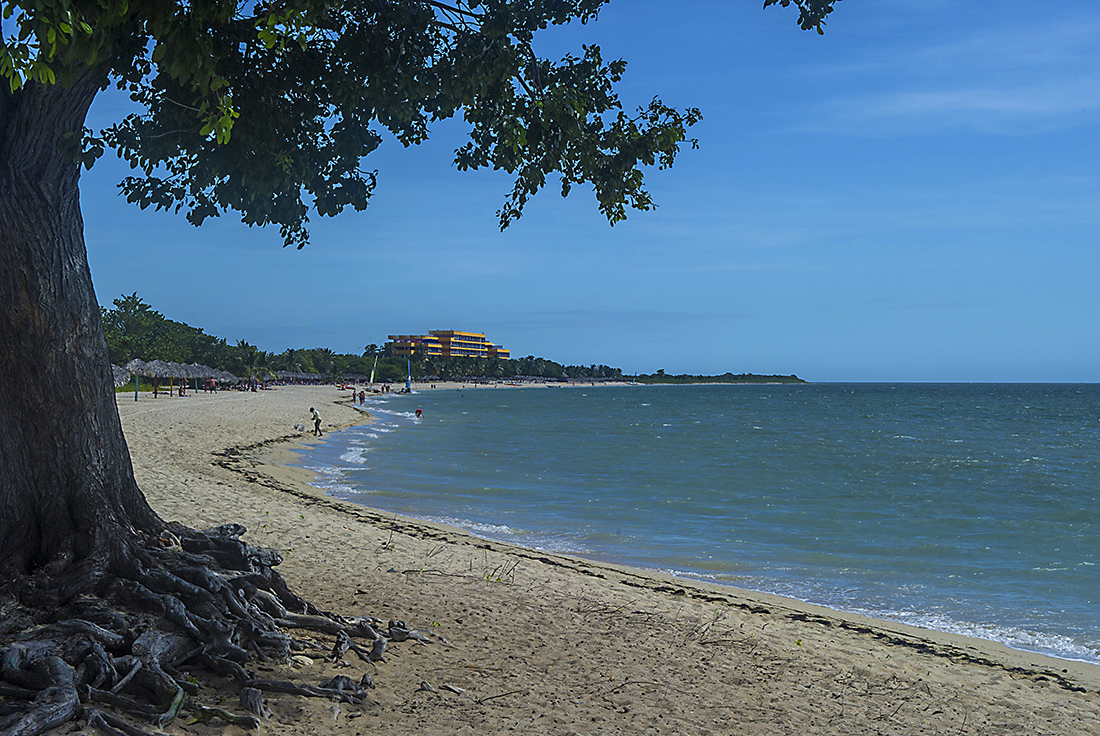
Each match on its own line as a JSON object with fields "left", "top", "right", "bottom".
{"left": 386, "top": 330, "right": 510, "bottom": 360}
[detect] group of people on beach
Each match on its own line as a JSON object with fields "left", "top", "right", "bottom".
{"left": 339, "top": 385, "right": 399, "bottom": 406}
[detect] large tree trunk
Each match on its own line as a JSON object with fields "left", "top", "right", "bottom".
{"left": 0, "top": 71, "right": 392, "bottom": 736}
{"left": 0, "top": 73, "right": 163, "bottom": 578}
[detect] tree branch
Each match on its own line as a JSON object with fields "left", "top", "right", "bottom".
{"left": 163, "top": 97, "right": 200, "bottom": 113}
{"left": 423, "top": 0, "right": 482, "bottom": 20}
{"left": 143, "top": 129, "right": 190, "bottom": 140}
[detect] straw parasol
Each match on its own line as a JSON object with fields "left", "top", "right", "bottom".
{"left": 111, "top": 365, "right": 131, "bottom": 388}
{"left": 187, "top": 363, "right": 217, "bottom": 379}
{"left": 124, "top": 358, "right": 150, "bottom": 376}
{"left": 145, "top": 359, "right": 172, "bottom": 378}
{"left": 217, "top": 369, "right": 240, "bottom": 384}
{"left": 276, "top": 370, "right": 325, "bottom": 382}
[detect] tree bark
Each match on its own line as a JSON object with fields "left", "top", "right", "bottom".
{"left": 0, "top": 72, "right": 163, "bottom": 578}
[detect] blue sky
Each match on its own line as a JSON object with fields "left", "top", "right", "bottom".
{"left": 83, "top": 0, "right": 1100, "bottom": 381}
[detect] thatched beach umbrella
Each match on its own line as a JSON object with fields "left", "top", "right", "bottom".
{"left": 141, "top": 360, "right": 173, "bottom": 396}
{"left": 276, "top": 370, "right": 324, "bottom": 383}
{"left": 145, "top": 359, "right": 170, "bottom": 377}
{"left": 123, "top": 359, "right": 154, "bottom": 399}
{"left": 217, "top": 369, "right": 240, "bottom": 385}
{"left": 186, "top": 363, "right": 214, "bottom": 379}
{"left": 186, "top": 363, "right": 215, "bottom": 390}
{"left": 111, "top": 365, "right": 131, "bottom": 388}
{"left": 341, "top": 373, "right": 370, "bottom": 383}
{"left": 167, "top": 362, "right": 197, "bottom": 393}
{"left": 124, "top": 358, "right": 150, "bottom": 376}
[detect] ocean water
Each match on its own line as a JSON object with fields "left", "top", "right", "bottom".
{"left": 298, "top": 383, "right": 1100, "bottom": 665}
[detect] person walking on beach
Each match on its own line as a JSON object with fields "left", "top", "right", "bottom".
{"left": 310, "top": 407, "right": 323, "bottom": 436}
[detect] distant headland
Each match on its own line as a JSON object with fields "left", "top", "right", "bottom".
{"left": 633, "top": 371, "right": 806, "bottom": 385}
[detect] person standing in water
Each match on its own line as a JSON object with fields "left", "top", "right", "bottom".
{"left": 310, "top": 407, "right": 323, "bottom": 436}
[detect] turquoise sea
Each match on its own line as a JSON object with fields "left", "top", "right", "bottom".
{"left": 297, "top": 383, "right": 1100, "bottom": 665}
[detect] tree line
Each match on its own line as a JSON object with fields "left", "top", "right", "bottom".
{"left": 101, "top": 293, "right": 623, "bottom": 382}
{"left": 634, "top": 370, "right": 805, "bottom": 384}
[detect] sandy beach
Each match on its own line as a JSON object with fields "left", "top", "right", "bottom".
{"left": 114, "top": 384, "right": 1100, "bottom": 735}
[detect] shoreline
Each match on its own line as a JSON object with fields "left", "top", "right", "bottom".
{"left": 284, "top": 392, "right": 1100, "bottom": 676}
{"left": 266, "top": 426, "right": 1100, "bottom": 684}
{"left": 118, "top": 384, "right": 1100, "bottom": 734}
{"left": 316, "top": 384, "right": 1100, "bottom": 670}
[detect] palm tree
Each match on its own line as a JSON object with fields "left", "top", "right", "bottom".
{"left": 314, "top": 347, "right": 336, "bottom": 376}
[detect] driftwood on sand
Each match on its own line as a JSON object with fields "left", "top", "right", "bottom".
{"left": 0, "top": 523, "right": 428, "bottom": 736}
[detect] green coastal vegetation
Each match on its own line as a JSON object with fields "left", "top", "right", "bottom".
{"left": 102, "top": 293, "right": 623, "bottom": 384}
{"left": 102, "top": 293, "right": 801, "bottom": 386}
{"left": 634, "top": 370, "right": 806, "bottom": 384}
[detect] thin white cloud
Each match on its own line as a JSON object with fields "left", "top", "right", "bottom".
{"left": 870, "top": 83, "right": 1099, "bottom": 118}
{"left": 821, "top": 77, "right": 1100, "bottom": 135}
{"left": 801, "top": 10, "right": 1100, "bottom": 134}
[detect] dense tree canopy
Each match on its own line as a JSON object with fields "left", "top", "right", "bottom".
{"left": 1, "top": 1, "right": 837, "bottom": 247}
{"left": 2, "top": 0, "right": 705, "bottom": 247}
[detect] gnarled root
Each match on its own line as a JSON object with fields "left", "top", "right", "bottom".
{"left": 0, "top": 651, "right": 79, "bottom": 736}
{"left": 0, "top": 523, "right": 410, "bottom": 736}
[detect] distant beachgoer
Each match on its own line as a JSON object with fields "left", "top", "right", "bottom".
{"left": 358, "top": 390, "right": 365, "bottom": 404}
{"left": 415, "top": 408, "right": 422, "bottom": 418}
{"left": 310, "top": 407, "right": 323, "bottom": 436}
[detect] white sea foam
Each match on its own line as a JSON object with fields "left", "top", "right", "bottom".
{"left": 418, "top": 515, "right": 592, "bottom": 555}
{"left": 652, "top": 567, "right": 721, "bottom": 582}
{"left": 858, "top": 609, "right": 1100, "bottom": 665}
{"left": 311, "top": 481, "right": 358, "bottom": 496}
{"left": 369, "top": 407, "right": 418, "bottom": 419}
{"left": 340, "top": 446, "right": 372, "bottom": 465}
{"left": 417, "top": 515, "right": 517, "bottom": 539}
{"left": 302, "top": 464, "right": 343, "bottom": 478}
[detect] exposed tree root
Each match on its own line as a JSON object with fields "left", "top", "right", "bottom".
{"left": 0, "top": 523, "right": 419, "bottom": 736}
